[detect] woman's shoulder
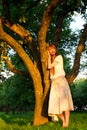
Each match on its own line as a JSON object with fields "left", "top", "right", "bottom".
{"left": 54, "top": 55, "right": 63, "bottom": 62}
{"left": 56, "top": 55, "right": 63, "bottom": 59}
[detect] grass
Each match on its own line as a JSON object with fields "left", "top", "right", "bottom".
{"left": 0, "top": 111, "right": 87, "bottom": 130}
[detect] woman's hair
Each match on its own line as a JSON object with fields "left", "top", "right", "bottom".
{"left": 47, "top": 44, "right": 58, "bottom": 56}
{"left": 47, "top": 44, "right": 59, "bottom": 63}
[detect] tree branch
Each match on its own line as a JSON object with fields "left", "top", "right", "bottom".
{"left": 1, "top": 0, "right": 10, "bottom": 20}
{"left": 38, "top": 0, "right": 65, "bottom": 44}
{"left": 54, "top": 1, "right": 79, "bottom": 47}
{"left": 66, "top": 24, "right": 87, "bottom": 84}
{"left": 26, "top": 0, "right": 41, "bottom": 12}
{"left": 38, "top": 0, "right": 66, "bottom": 101}
{"left": 2, "top": 56, "right": 28, "bottom": 77}
{"left": 1, "top": 17, "right": 42, "bottom": 74}
{"left": 0, "top": 18, "right": 39, "bottom": 79}
{"left": 1, "top": 18, "right": 32, "bottom": 43}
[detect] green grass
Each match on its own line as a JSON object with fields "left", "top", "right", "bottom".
{"left": 0, "top": 111, "right": 87, "bottom": 130}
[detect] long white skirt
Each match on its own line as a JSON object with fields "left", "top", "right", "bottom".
{"left": 48, "top": 76, "right": 74, "bottom": 117}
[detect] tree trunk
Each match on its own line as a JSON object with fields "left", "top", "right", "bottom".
{"left": 32, "top": 72, "right": 49, "bottom": 125}
{"left": 33, "top": 95, "right": 49, "bottom": 125}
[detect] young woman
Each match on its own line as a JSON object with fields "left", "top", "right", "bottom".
{"left": 47, "top": 44, "right": 74, "bottom": 127}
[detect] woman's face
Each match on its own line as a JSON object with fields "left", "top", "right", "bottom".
{"left": 48, "top": 47, "right": 56, "bottom": 56}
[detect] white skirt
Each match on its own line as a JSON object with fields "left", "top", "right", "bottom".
{"left": 48, "top": 76, "right": 74, "bottom": 116}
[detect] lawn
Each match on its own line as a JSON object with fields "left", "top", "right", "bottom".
{"left": 0, "top": 111, "right": 87, "bottom": 130}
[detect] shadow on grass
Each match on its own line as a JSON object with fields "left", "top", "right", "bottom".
{"left": 0, "top": 111, "right": 33, "bottom": 126}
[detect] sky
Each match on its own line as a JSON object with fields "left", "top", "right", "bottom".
{"left": 70, "top": 12, "right": 87, "bottom": 80}
{"left": 70, "top": 12, "right": 85, "bottom": 31}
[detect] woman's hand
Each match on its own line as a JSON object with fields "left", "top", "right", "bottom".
{"left": 47, "top": 51, "right": 51, "bottom": 59}
{"left": 47, "top": 51, "right": 51, "bottom": 69}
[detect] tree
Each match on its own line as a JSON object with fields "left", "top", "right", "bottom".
{"left": 71, "top": 79, "right": 87, "bottom": 111}
{"left": 0, "top": 0, "right": 87, "bottom": 125}
{"left": 0, "top": 74, "right": 34, "bottom": 114}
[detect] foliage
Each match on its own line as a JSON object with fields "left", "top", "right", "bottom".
{"left": 70, "top": 79, "right": 87, "bottom": 111}
{"left": 10, "top": 53, "right": 28, "bottom": 71}
{"left": 0, "top": 74, "right": 35, "bottom": 114}
{"left": 0, "top": 112, "right": 87, "bottom": 130}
